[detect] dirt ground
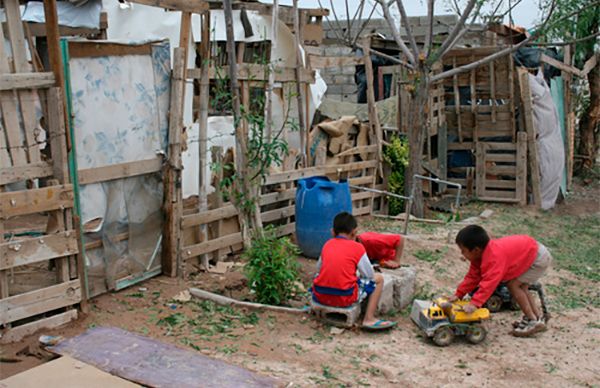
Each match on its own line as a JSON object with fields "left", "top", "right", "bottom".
{"left": 1, "top": 181, "right": 599, "bottom": 387}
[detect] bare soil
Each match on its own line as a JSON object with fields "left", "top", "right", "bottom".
{"left": 2, "top": 182, "right": 599, "bottom": 387}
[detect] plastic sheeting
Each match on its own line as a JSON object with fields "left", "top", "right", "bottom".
{"left": 528, "top": 71, "right": 565, "bottom": 209}
{"left": 22, "top": 0, "right": 102, "bottom": 29}
{"left": 68, "top": 40, "right": 170, "bottom": 295}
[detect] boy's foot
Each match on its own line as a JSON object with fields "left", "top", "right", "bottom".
{"left": 512, "top": 316, "right": 530, "bottom": 329}
{"left": 361, "top": 319, "right": 397, "bottom": 331}
{"left": 512, "top": 318, "right": 545, "bottom": 337}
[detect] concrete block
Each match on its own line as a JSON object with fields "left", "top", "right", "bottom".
{"left": 325, "top": 84, "right": 343, "bottom": 95}
{"left": 310, "top": 299, "right": 362, "bottom": 328}
{"left": 378, "top": 273, "right": 396, "bottom": 313}
{"left": 381, "top": 266, "right": 417, "bottom": 311}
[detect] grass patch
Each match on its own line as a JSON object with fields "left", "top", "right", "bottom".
{"left": 414, "top": 248, "right": 447, "bottom": 264}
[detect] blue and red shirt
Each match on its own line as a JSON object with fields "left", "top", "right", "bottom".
{"left": 312, "top": 237, "right": 369, "bottom": 307}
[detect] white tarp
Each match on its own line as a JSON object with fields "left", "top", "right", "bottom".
{"left": 529, "top": 71, "right": 565, "bottom": 210}
{"left": 22, "top": 0, "right": 102, "bottom": 29}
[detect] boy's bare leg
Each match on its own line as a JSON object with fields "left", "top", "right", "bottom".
{"left": 507, "top": 279, "right": 537, "bottom": 320}
{"left": 363, "top": 273, "right": 384, "bottom": 326}
{"left": 381, "top": 239, "right": 404, "bottom": 269}
{"left": 523, "top": 284, "right": 542, "bottom": 319}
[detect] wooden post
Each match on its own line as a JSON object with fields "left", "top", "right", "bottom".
{"left": 470, "top": 54, "right": 478, "bottom": 142}
{"left": 198, "top": 11, "right": 211, "bottom": 270}
{"left": 475, "top": 141, "right": 486, "bottom": 198}
{"left": 163, "top": 49, "right": 186, "bottom": 277}
{"left": 516, "top": 131, "right": 528, "bottom": 205}
{"left": 518, "top": 68, "right": 542, "bottom": 207}
{"left": 211, "top": 146, "right": 224, "bottom": 264}
{"left": 265, "top": 0, "right": 279, "bottom": 141}
{"left": 563, "top": 45, "right": 574, "bottom": 189}
{"left": 292, "top": 0, "right": 307, "bottom": 165}
{"left": 453, "top": 56, "right": 462, "bottom": 142}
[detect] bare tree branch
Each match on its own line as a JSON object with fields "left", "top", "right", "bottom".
{"left": 348, "top": 0, "right": 365, "bottom": 33}
{"left": 355, "top": 42, "right": 414, "bottom": 70}
{"left": 394, "top": 0, "right": 420, "bottom": 61}
{"left": 345, "top": 0, "right": 351, "bottom": 38}
{"left": 317, "top": 0, "right": 347, "bottom": 43}
{"left": 430, "top": 0, "right": 478, "bottom": 63}
{"left": 424, "top": 0, "right": 435, "bottom": 57}
{"left": 526, "top": 31, "right": 600, "bottom": 46}
{"left": 431, "top": 0, "right": 567, "bottom": 82}
{"left": 351, "top": 1, "right": 379, "bottom": 47}
{"left": 377, "top": 0, "right": 416, "bottom": 65}
{"left": 444, "top": 0, "right": 484, "bottom": 52}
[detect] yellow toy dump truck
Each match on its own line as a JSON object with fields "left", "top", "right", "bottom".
{"left": 410, "top": 298, "right": 490, "bottom": 346}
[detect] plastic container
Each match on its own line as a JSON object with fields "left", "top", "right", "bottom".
{"left": 295, "top": 176, "right": 352, "bottom": 258}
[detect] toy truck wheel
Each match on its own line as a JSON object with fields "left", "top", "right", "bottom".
{"left": 465, "top": 325, "right": 487, "bottom": 344}
{"left": 433, "top": 326, "right": 455, "bottom": 347}
{"left": 485, "top": 295, "right": 503, "bottom": 312}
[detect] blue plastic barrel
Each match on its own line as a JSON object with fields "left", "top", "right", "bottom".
{"left": 295, "top": 176, "right": 352, "bottom": 258}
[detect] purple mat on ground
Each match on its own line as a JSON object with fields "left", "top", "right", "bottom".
{"left": 49, "top": 327, "right": 277, "bottom": 388}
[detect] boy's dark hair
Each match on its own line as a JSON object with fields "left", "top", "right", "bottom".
{"left": 333, "top": 212, "right": 357, "bottom": 235}
{"left": 455, "top": 225, "right": 490, "bottom": 250}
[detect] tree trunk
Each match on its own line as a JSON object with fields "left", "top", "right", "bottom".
{"left": 405, "top": 75, "right": 429, "bottom": 217}
{"left": 578, "top": 60, "right": 600, "bottom": 170}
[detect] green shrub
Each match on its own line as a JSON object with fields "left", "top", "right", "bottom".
{"left": 383, "top": 136, "right": 409, "bottom": 215}
{"left": 243, "top": 226, "right": 301, "bottom": 305}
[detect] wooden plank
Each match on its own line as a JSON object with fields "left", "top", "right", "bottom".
{"left": 486, "top": 165, "right": 517, "bottom": 175}
{"left": 5, "top": 0, "right": 40, "bottom": 164}
{"left": 336, "top": 145, "right": 378, "bottom": 157}
{"left": 183, "top": 232, "right": 243, "bottom": 258}
{"left": 516, "top": 131, "right": 527, "bottom": 205}
{"left": 480, "top": 189, "right": 519, "bottom": 199}
{"left": 0, "top": 73, "right": 55, "bottom": 91}
{"left": 484, "top": 153, "right": 517, "bottom": 163}
{"left": 163, "top": 49, "right": 186, "bottom": 277}
{"left": 0, "top": 309, "right": 77, "bottom": 344}
{"left": 68, "top": 41, "right": 154, "bottom": 58}
{"left": 518, "top": 68, "right": 542, "bottom": 206}
{"left": 308, "top": 55, "right": 363, "bottom": 68}
{"left": 190, "top": 65, "right": 316, "bottom": 83}
{"left": 0, "top": 230, "right": 78, "bottom": 270}
{"left": 0, "top": 162, "right": 54, "bottom": 185}
{"left": 84, "top": 231, "right": 129, "bottom": 251}
{"left": 78, "top": 157, "right": 163, "bottom": 185}
{"left": 182, "top": 205, "right": 238, "bottom": 229}
{"left": 261, "top": 204, "right": 295, "bottom": 223}
{"left": 484, "top": 180, "right": 517, "bottom": 189}
{"left": 264, "top": 160, "right": 378, "bottom": 185}
{"left": 0, "top": 22, "right": 27, "bottom": 166}
{"left": 477, "top": 196, "right": 520, "bottom": 203}
{"left": 475, "top": 141, "right": 485, "bottom": 198}
{"left": 0, "top": 279, "right": 81, "bottom": 325}
{"left": 581, "top": 54, "right": 598, "bottom": 77}
{"left": 453, "top": 56, "right": 462, "bottom": 142}
{"left": 127, "top": 0, "right": 209, "bottom": 12}
{"left": 540, "top": 53, "right": 585, "bottom": 78}
{"left": 0, "top": 185, "right": 74, "bottom": 218}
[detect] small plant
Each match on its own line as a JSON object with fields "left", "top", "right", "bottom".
{"left": 414, "top": 248, "right": 447, "bottom": 264}
{"left": 383, "top": 135, "right": 409, "bottom": 215}
{"left": 243, "top": 226, "right": 301, "bottom": 305}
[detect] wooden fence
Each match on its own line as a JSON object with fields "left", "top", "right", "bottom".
{"left": 1, "top": 0, "right": 82, "bottom": 343}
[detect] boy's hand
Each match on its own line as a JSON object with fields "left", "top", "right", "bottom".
{"left": 446, "top": 295, "right": 459, "bottom": 302}
{"left": 462, "top": 303, "right": 478, "bottom": 314}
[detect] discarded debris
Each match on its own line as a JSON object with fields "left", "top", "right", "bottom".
{"left": 479, "top": 209, "right": 494, "bottom": 219}
{"left": 172, "top": 290, "right": 192, "bottom": 303}
{"left": 330, "top": 327, "right": 345, "bottom": 335}
{"left": 39, "top": 335, "right": 64, "bottom": 347}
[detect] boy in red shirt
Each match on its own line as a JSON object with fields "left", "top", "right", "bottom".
{"left": 312, "top": 212, "right": 396, "bottom": 330}
{"left": 449, "top": 225, "right": 552, "bottom": 337}
{"left": 357, "top": 232, "right": 404, "bottom": 269}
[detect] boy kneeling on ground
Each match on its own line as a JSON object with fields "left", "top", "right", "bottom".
{"left": 311, "top": 212, "right": 396, "bottom": 330}
{"left": 449, "top": 225, "right": 552, "bottom": 337}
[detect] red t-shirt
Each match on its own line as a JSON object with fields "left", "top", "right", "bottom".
{"left": 455, "top": 235, "right": 539, "bottom": 307}
{"left": 358, "top": 232, "right": 401, "bottom": 263}
{"left": 313, "top": 237, "right": 366, "bottom": 307}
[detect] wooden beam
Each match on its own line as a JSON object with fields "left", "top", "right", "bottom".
{"left": 188, "top": 65, "right": 315, "bottom": 83}
{"left": 516, "top": 131, "right": 528, "bottom": 205}
{"left": 127, "top": 0, "right": 209, "bottom": 12}
{"left": 264, "top": 160, "right": 378, "bottom": 185}
{"left": 68, "top": 41, "right": 154, "bottom": 58}
{"left": 0, "top": 310, "right": 77, "bottom": 344}
{"left": 0, "top": 280, "right": 81, "bottom": 325}
{"left": 582, "top": 54, "right": 598, "bottom": 77}
{"left": 540, "top": 53, "right": 585, "bottom": 78}
{"left": 0, "top": 185, "right": 74, "bottom": 218}
{"left": 0, "top": 162, "right": 54, "bottom": 185}
{"left": 78, "top": 157, "right": 163, "bottom": 185}
{"left": 0, "top": 230, "right": 78, "bottom": 270}
{"left": 0, "top": 73, "right": 55, "bottom": 90}
{"left": 518, "top": 68, "right": 542, "bottom": 206}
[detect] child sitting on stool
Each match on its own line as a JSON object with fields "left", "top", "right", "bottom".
{"left": 449, "top": 225, "right": 552, "bottom": 337}
{"left": 312, "top": 212, "right": 396, "bottom": 330}
{"left": 357, "top": 232, "right": 404, "bottom": 269}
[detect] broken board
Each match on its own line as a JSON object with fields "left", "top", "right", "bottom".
{"left": 48, "top": 327, "right": 277, "bottom": 388}
{"left": 0, "top": 355, "right": 139, "bottom": 388}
